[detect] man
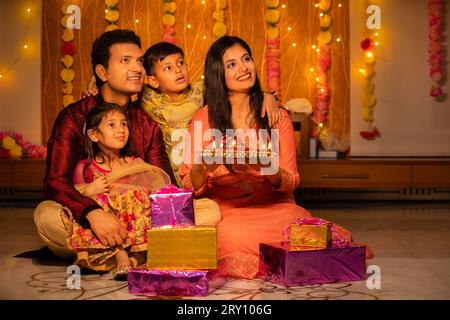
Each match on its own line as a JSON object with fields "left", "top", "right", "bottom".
{"left": 34, "top": 29, "right": 175, "bottom": 258}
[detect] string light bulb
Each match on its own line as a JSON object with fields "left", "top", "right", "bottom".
{"left": 201, "top": 0, "right": 206, "bottom": 4}
{"left": 315, "top": 3, "right": 319, "bottom": 8}
{"left": 0, "top": 74, "right": 3, "bottom": 79}
{"left": 23, "top": 44, "right": 28, "bottom": 49}
{"left": 309, "top": 67, "right": 314, "bottom": 72}
{"left": 187, "top": 24, "right": 192, "bottom": 29}
{"left": 287, "top": 26, "right": 292, "bottom": 31}
{"left": 135, "top": 19, "right": 139, "bottom": 23}
{"left": 27, "top": 8, "right": 31, "bottom": 13}
{"left": 105, "top": 9, "right": 109, "bottom": 13}
{"left": 292, "top": 43, "right": 297, "bottom": 47}
{"left": 336, "top": 37, "right": 341, "bottom": 42}
{"left": 312, "top": 45, "right": 317, "bottom": 49}
{"left": 338, "top": 3, "right": 342, "bottom": 8}
{"left": 359, "top": 68, "right": 366, "bottom": 75}
{"left": 282, "top": 4, "right": 286, "bottom": 9}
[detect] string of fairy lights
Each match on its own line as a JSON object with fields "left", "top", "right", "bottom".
{"left": 0, "top": 1, "right": 37, "bottom": 80}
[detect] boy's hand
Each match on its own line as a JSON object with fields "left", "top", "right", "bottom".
{"left": 261, "top": 93, "right": 281, "bottom": 127}
{"left": 84, "top": 176, "right": 110, "bottom": 196}
{"left": 81, "top": 87, "right": 99, "bottom": 99}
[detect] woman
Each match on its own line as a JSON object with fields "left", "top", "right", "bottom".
{"left": 179, "top": 36, "right": 352, "bottom": 279}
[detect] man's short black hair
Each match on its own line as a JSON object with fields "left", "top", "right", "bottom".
{"left": 143, "top": 42, "right": 184, "bottom": 76}
{"left": 91, "top": 29, "right": 142, "bottom": 89}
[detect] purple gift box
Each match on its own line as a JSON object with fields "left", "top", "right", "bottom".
{"left": 259, "top": 242, "right": 366, "bottom": 287}
{"left": 150, "top": 184, "right": 195, "bottom": 228}
{"left": 128, "top": 268, "right": 226, "bottom": 297}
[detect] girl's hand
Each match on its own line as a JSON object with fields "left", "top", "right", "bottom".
{"left": 84, "top": 176, "right": 110, "bottom": 196}
{"left": 261, "top": 93, "right": 281, "bottom": 127}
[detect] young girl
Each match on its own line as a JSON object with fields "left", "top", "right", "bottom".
{"left": 69, "top": 103, "right": 170, "bottom": 280}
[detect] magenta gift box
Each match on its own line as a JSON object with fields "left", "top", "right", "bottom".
{"left": 128, "top": 268, "right": 225, "bottom": 297}
{"left": 150, "top": 184, "right": 195, "bottom": 228}
{"left": 259, "top": 242, "right": 366, "bottom": 287}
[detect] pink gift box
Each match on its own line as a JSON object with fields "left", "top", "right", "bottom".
{"left": 150, "top": 184, "right": 195, "bottom": 228}
{"left": 259, "top": 241, "right": 366, "bottom": 287}
{"left": 128, "top": 268, "right": 225, "bottom": 297}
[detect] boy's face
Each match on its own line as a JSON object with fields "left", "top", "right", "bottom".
{"left": 147, "top": 53, "right": 189, "bottom": 97}
{"left": 96, "top": 43, "right": 145, "bottom": 100}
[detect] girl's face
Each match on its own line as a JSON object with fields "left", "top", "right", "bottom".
{"left": 88, "top": 110, "right": 129, "bottom": 153}
{"left": 223, "top": 44, "right": 256, "bottom": 94}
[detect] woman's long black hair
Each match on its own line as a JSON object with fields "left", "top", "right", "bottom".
{"left": 83, "top": 103, "right": 134, "bottom": 174}
{"left": 203, "top": 36, "right": 270, "bottom": 135}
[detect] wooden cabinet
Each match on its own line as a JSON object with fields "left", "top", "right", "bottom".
{"left": 0, "top": 159, "right": 46, "bottom": 200}
{"left": 298, "top": 158, "right": 450, "bottom": 189}
{"left": 0, "top": 159, "right": 46, "bottom": 188}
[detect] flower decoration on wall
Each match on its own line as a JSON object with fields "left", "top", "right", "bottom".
{"left": 311, "top": 0, "right": 332, "bottom": 138}
{"left": 359, "top": 0, "right": 381, "bottom": 141}
{"left": 162, "top": 0, "right": 176, "bottom": 44}
{"left": 60, "top": 1, "right": 76, "bottom": 107}
{"left": 428, "top": 0, "right": 445, "bottom": 99}
{"left": 0, "top": 131, "right": 46, "bottom": 159}
{"left": 213, "top": 0, "right": 227, "bottom": 38}
{"left": 265, "top": 0, "right": 281, "bottom": 99}
{"left": 105, "top": 0, "right": 119, "bottom": 32}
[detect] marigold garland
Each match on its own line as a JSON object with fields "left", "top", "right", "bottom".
{"left": 312, "top": 0, "right": 332, "bottom": 138}
{"left": 105, "top": 0, "right": 119, "bottom": 32}
{"left": 162, "top": 0, "right": 176, "bottom": 44}
{"left": 359, "top": 0, "right": 381, "bottom": 141}
{"left": 428, "top": 0, "right": 445, "bottom": 98}
{"left": 213, "top": 0, "right": 227, "bottom": 38}
{"left": 0, "top": 131, "right": 46, "bottom": 159}
{"left": 265, "top": 0, "right": 281, "bottom": 99}
{"left": 61, "top": 1, "right": 76, "bottom": 107}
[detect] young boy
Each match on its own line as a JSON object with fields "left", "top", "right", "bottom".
{"left": 141, "top": 42, "right": 280, "bottom": 185}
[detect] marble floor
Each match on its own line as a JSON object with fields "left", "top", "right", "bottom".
{"left": 0, "top": 201, "right": 449, "bottom": 300}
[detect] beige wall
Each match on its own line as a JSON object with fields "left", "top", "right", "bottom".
{"left": 350, "top": 0, "right": 450, "bottom": 156}
{"left": 0, "top": 0, "right": 42, "bottom": 145}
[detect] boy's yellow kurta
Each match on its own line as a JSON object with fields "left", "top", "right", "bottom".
{"left": 141, "top": 81, "right": 203, "bottom": 186}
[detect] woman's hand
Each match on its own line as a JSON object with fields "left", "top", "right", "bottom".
{"left": 261, "top": 93, "right": 281, "bottom": 127}
{"left": 84, "top": 176, "right": 110, "bottom": 196}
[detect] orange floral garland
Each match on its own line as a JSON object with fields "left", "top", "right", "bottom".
{"left": 162, "top": 0, "right": 176, "bottom": 43}
{"left": 105, "top": 0, "right": 119, "bottom": 32}
{"left": 213, "top": 0, "right": 227, "bottom": 38}
{"left": 60, "top": 1, "right": 76, "bottom": 107}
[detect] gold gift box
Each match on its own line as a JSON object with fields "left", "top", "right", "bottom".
{"left": 290, "top": 224, "right": 331, "bottom": 248}
{"left": 147, "top": 227, "right": 218, "bottom": 270}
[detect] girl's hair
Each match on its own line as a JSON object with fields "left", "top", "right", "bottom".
{"left": 83, "top": 103, "right": 134, "bottom": 168}
{"left": 203, "top": 36, "right": 269, "bottom": 135}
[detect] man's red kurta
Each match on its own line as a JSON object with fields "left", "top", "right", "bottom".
{"left": 43, "top": 95, "right": 175, "bottom": 226}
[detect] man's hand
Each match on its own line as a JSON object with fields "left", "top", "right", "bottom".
{"left": 86, "top": 209, "right": 127, "bottom": 247}
{"left": 261, "top": 93, "right": 281, "bottom": 127}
